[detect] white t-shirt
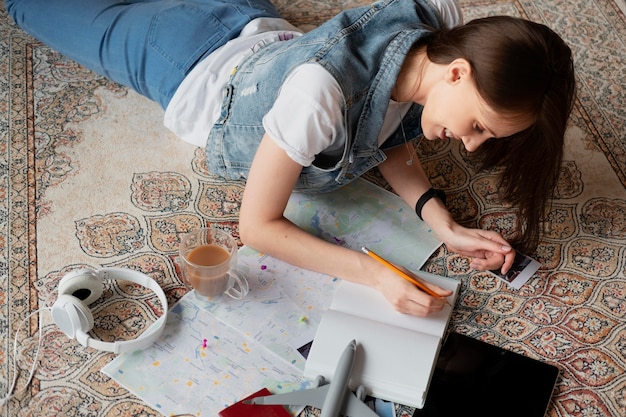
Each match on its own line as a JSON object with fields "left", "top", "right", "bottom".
{"left": 164, "top": 0, "right": 462, "bottom": 165}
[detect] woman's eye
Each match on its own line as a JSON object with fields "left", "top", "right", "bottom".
{"left": 474, "top": 124, "right": 485, "bottom": 134}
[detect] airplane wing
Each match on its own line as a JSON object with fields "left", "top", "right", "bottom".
{"left": 249, "top": 384, "right": 330, "bottom": 409}
{"left": 249, "top": 384, "right": 379, "bottom": 417}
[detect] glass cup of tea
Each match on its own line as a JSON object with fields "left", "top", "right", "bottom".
{"left": 178, "top": 228, "right": 249, "bottom": 301}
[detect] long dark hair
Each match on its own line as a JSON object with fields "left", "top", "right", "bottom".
{"left": 425, "top": 16, "right": 576, "bottom": 253}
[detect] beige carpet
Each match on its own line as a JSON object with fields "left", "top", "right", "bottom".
{"left": 2, "top": 0, "right": 626, "bottom": 416}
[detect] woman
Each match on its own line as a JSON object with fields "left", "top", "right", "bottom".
{"left": 7, "top": 0, "right": 576, "bottom": 316}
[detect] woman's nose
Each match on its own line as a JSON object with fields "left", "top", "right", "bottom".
{"left": 462, "top": 134, "right": 490, "bottom": 152}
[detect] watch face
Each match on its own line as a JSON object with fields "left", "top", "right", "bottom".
{"left": 414, "top": 332, "right": 559, "bottom": 417}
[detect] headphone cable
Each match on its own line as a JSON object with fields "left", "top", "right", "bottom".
{"left": 1, "top": 293, "right": 54, "bottom": 407}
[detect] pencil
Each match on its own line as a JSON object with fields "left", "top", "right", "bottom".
{"left": 361, "top": 247, "right": 452, "bottom": 308}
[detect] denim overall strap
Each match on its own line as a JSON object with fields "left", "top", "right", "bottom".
{"left": 207, "top": 0, "right": 442, "bottom": 193}
{"left": 6, "top": 0, "right": 282, "bottom": 109}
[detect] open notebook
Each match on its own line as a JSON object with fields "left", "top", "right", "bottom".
{"left": 303, "top": 273, "right": 460, "bottom": 409}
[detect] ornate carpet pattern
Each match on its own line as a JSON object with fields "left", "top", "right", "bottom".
{"left": 1, "top": 0, "right": 625, "bottom": 416}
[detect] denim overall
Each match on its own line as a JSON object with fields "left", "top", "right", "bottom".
{"left": 206, "top": 0, "right": 442, "bottom": 192}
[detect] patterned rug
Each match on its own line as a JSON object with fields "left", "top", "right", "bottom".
{"left": 1, "top": 0, "right": 625, "bottom": 416}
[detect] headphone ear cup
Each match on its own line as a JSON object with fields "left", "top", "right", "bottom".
{"left": 58, "top": 269, "right": 104, "bottom": 305}
{"left": 52, "top": 294, "right": 95, "bottom": 339}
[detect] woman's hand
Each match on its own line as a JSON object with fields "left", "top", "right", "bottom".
{"left": 437, "top": 223, "right": 515, "bottom": 274}
{"left": 377, "top": 145, "right": 516, "bottom": 275}
{"left": 373, "top": 262, "right": 453, "bottom": 316}
{"left": 419, "top": 197, "right": 516, "bottom": 274}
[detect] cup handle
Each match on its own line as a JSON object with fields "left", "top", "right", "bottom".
{"left": 225, "top": 270, "right": 249, "bottom": 300}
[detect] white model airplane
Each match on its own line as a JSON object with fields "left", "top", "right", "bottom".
{"left": 246, "top": 339, "right": 379, "bottom": 417}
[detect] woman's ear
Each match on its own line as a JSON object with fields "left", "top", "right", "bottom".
{"left": 445, "top": 58, "right": 472, "bottom": 84}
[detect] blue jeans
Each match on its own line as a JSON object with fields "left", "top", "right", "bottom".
{"left": 6, "top": 0, "right": 282, "bottom": 108}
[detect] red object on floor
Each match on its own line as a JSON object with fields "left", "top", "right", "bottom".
{"left": 218, "top": 388, "right": 291, "bottom": 417}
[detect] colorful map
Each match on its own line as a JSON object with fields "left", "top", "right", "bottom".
{"left": 284, "top": 179, "right": 441, "bottom": 270}
{"left": 103, "top": 296, "right": 311, "bottom": 416}
{"left": 102, "top": 179, "right": 442, "bottom": 416}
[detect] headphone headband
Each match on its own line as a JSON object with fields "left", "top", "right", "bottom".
{"left": 53, "top": 267, "right": 168, "bottom": 354}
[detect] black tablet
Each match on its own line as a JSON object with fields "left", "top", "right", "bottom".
{"left": 413, "top": 332, "right": 559, "bottom": 417}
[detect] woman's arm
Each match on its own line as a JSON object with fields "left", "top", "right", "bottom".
{"left": 239, "top": 134, "right": 451, "bottom": 316}
{"left": 377, "top": 145, "right": 516, "bottom": 273}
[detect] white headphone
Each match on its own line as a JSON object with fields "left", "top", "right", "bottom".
{"left": 51, "top": 268, "right": 168, "bottom": 354}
